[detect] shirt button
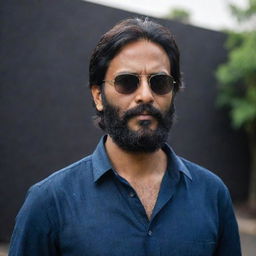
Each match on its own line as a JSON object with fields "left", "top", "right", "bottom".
{"left": 148, "top": 230, "right": 153, "bottom": 236}
{"left": 129, "top": 191, "right": 135, "bottom": 197}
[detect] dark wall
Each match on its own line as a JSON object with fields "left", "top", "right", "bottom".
{"left": 0, "top": 0, "right": 249, "bottom": 241}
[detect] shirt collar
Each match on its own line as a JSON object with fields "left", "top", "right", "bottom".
{"left": 92, "top": 135, "right": 192, "bottom": 182}
{"left": 162, "top": 143, "right": 192, "bottom": 181}
{"left": 91, "top": 135, "right": 113, "bottom": 182}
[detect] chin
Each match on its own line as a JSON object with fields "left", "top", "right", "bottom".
{"left": 130, "top": 120, "right": 158, "bottom": 132}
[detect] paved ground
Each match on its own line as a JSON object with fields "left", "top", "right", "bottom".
{"left": 240, "top": 232, "right": 256, "bottom": 256}
{"left": 1, "top": 215, "right": 255, "bottom": 255}
{"left": 0, "top": 244, "right": 8, "bottom": 256}
{"left": 237, "top": 212, "right": 256, "bottom": 256}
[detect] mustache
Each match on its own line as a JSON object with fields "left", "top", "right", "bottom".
{"left": 122, "top": 104, "right": 163, "bottom": 123}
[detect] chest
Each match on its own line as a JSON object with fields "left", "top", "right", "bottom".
{"left": 58, "top": 183, "right": 218, "bottom": 256}
{"left": 129, "top": 179, "right": 161, "bottom": 219}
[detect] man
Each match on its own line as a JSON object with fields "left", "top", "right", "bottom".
{"left": 9, "top": 18, "right": 241, "bottom": 255}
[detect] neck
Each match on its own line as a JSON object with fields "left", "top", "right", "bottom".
{"left": 105, "top": 135, "right": 167, "bottom": 180}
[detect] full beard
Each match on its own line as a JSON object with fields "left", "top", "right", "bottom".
{"left": 100, "top": 92, "right": 175, "bottom": 153}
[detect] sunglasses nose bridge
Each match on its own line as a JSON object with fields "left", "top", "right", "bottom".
{"left": 134, "top": 75, "right": 154, "bottom": 103}
{"left": 137, "top": 74, "right": 151, "bottom": 89}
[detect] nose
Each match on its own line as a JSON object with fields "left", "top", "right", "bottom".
{"left": 134, "top": 77, "right": 154, "bottom": 104}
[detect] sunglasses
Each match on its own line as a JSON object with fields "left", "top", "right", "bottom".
{"left": 103, "top": 73, "right": 176, "bottom": 95}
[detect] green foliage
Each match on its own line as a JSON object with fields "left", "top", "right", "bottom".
{"left": 230, "top": 0, "right": 256, "bottom": 23}
{"left": 216, "top": 0, "right": 256, "bottom": 130}
{"left": 163, "top": 8, "right": 190, "bottom": 23}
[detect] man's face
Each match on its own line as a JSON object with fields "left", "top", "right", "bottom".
{"left": 92, "top": 40, "right": 175, "bottom": 152}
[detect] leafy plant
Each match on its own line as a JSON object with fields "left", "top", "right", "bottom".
{"left": 163, "top": 8, "right": 191, "bottom": 23}
{"left": 216, "top": 0, "right": 256, "bottom": 209}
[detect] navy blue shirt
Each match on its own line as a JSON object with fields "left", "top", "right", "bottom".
{"left": 9, "top": 136, "right": 241, "bottom": 255}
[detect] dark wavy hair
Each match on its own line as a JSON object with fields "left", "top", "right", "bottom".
{"left": 89, "top": 17, "right": 181, "bottom": 129}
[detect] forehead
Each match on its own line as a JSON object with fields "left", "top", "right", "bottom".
{"left": 105, "top": 40, "right": 171, "bottom": 76}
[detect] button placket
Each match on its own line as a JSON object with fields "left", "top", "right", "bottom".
{"left": 129, "top": 191, "right": 135, "bottom": 198}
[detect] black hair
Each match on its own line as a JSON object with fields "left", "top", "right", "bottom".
{"left": 89, "top": 17, "right": 181, "bottom": 92}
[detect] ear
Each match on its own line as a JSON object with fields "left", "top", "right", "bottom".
{"left": 91, "top": 85, "right": 103, "bottom": 111}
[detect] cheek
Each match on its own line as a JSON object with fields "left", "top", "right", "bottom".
{"left": 104, "top": 91, "right": 135, "bottom": 110}
{"left": 157, "top": 94, "right": 173, "bottom": 111}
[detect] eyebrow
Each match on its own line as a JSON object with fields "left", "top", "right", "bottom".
{"left": 114, "top": 71, "right": 169, "bottom": 76}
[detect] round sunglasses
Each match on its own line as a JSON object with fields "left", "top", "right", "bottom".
{"left": 103, "top": 73, "right": 176, "bottom": 95}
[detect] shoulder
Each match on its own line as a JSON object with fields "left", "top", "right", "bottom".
{"left": 17, "top": 155, "right": 93, "bottom": 219}
{"left": 178, "top": 156, "right": 230, "bottom": 196}
{"left": 181, "top": 157, "right": 224, "bottom": 183}
{"left": 34, "top": 155, "right": 92, "bottom": 190}
{"left": 165, "top": 144, "right": 227, "bottom": 191}
{"left": 23, "top": 154, "right": 93, "bottom": 208}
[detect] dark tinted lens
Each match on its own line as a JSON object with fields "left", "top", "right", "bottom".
{"left": 150, "top": 75, "right": 174, "bottom": 95}
{"left": 114, "top": 74, "right": 139, "bottom": 94}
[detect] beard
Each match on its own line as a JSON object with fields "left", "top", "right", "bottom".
{"left": 99, "top": 92, "right": 175, "bottom": 153}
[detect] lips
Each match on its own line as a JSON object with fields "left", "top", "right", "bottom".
{"left": 136, "top": 113, "right": 154, "bottom": 120}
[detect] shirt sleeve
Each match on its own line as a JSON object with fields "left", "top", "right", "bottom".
{"left": 8, "top": 185, "right": 59, "bottom": 256}
{"left": 214, "top": 186, "right": 241, "bottom": 256}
